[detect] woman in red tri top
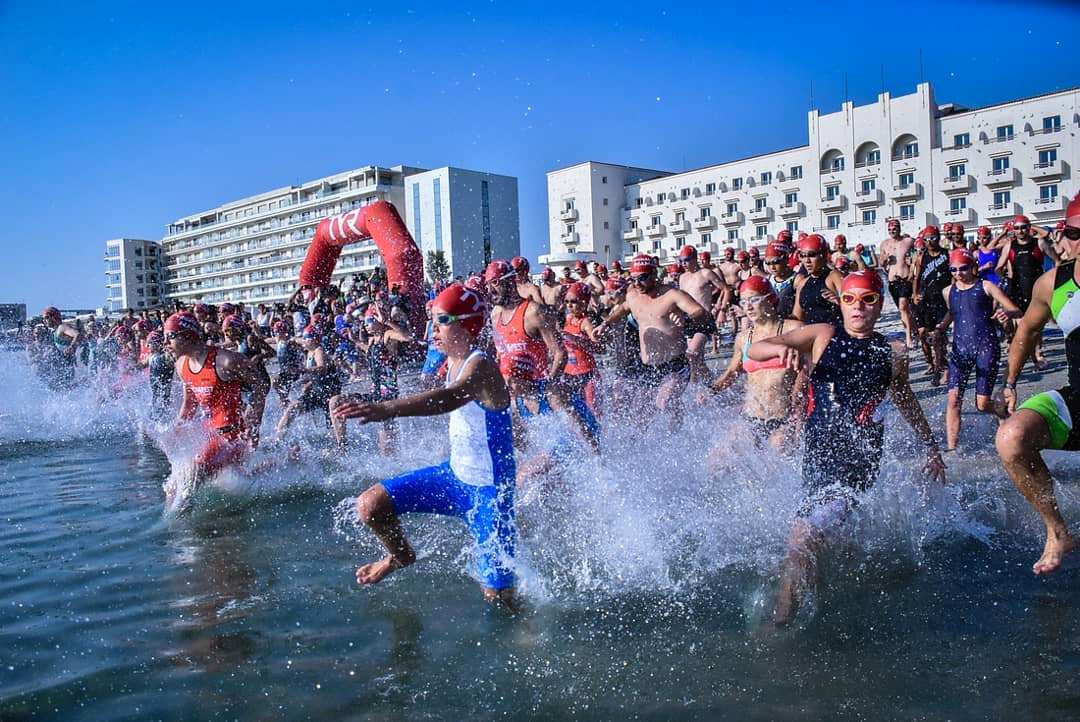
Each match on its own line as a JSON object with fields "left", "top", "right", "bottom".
{"left": 708, "top": 275, "right": 805, "bottom": 451}
{"left": 164, "top": 311, "right": 269, "bottom": 483}
{"left": 562, "top": 282, "right": 603, "bottom": 417}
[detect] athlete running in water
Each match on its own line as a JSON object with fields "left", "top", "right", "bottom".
{"left": 709, "top": 275, "right": 805, "bottom": 452}
{"left": 880, "top": 219, "right": 916, "bottom": 348}
{"left": 596, "top": 254, "right": 713, "bottom": 423}
{"left": 976, "top": 226, "right": 1004, "bottom": 287}
{"left": 935, "top": 248, "right": 1022, "bottom": 451}
{"left": 275, "top": 325, "right": 342, "bottom": 441}
{"left": 677, "top": 245, "right": 731, "bottom": 383}
{"left": 539, "top": 267, "right": 566, "bottom": 312}
{"left": 764, "top": 243, "right": 797, "bottom": 318}
{"left": 144, "top": 330, "right": 174, "bottom": 423}
{"left": 486, "top": 260, "right": 600, "bottom": 452}
{"left": 561, "top": 282, "right": 602, "bottom": 422}
{"left": 510, "top": 256, "right": 546, "bottom": 306}
{"left": 912, "top": 226, "right": 952, "bottom": 385}
{"left": 165, "top": 311, "right": 268, "bottom": 484}
{"left": 793, "top": 234, "right": 843, "bottom": 326}
{"left": 41, "top": 307, "right": 82, "bottom": 389}
{"left": 997, "top": 215, "right": 1059, "bottom": 369}
{"left": 747, "top": 271, "right": 945, "bottom": 625}
{"left": 996, "top": 194, "right": 1080, "bottom": 574}
{"left": 332, "top": 283, "right": 518, "bottom": 605}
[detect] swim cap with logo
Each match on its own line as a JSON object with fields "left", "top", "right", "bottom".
{"left": 432, "top": 283, "right": 488, "bottom": 337}
{"left": 164, "top": 312, "right": 202, "bottom": 338}
{"left": 739, "top": 275, "right": 778, "bottom": 305}
{"left": 483, "top": 260, "right": 515, "bottom": 284}
{"left": 630, "top": 254, "right": 657, "bottom": 274}
{"left": 798, "top": 234, "right": 827, "bottom": 253}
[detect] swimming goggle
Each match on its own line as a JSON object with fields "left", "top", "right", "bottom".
{"left": 433, "top": 311, "right": 485, "bottom": 326}
{"left": 739, "top": 294, "right": 771, "bottom": 308}
{"left": 1013, "top": 224, "right": 1029, "bottom": 231}
{"left": 1064, "top": 227, "right": 1080, "bottom": 241}
{"left": 629, "top": 272, "right": 654, "bottom": 284}
{"left": 798, "top": 251, "right": 821, "bottom": 259}
{"left": 949, "top": 264, "right": 972, "bottom": 273}
{"left": 839, "top": 291, "right": 881, "bottom": 306}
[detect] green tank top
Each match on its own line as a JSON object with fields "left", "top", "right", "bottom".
{"left": 1050, "top": 260, "right": 1080, "bottom": 388}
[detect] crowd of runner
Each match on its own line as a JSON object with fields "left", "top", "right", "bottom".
{"left": 23, "top": 195, "right": 1080, "bottom": 624}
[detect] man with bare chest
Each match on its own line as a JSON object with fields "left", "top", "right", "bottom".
{"left": 597, "top": 254, "right": 712, "bottom": 420}
{"left": 511, "top": 256, "right": 546, "bottom": 307}
{"left": 677, "top": 245, "right": 730, "bottom": 382}
{"left": 717, "top": 247, "right": 742, "bottom": 288}
{"left": 879, "top": 218, "right": 916, "bottom": 347}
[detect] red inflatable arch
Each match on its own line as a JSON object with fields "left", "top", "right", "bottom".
{"left": 298, "top": 200, "right": 425, "bottom": 329}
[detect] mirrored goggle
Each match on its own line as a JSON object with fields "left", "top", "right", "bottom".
{"left": 840, "top": 291, "right": 880, "bottom": 305}
{"left": 949, "top": 264, "right": 972, "bottom": 273}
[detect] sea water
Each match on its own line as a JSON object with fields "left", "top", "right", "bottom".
{"left": 2, "top": 339, "right": 1080, "bottom": 721}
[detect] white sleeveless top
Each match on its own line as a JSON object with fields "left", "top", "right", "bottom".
{"left": 447, "top": 350, "right": 515, "bottom": 488}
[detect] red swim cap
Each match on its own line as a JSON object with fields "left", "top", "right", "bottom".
{"left": 841, "top": 270, "right": 883, "bottom": 295}
{"left": 484, "top": 260, "right": 516, "bottom": 284}
{"left": 1014, "top": 214, "right": 1031, "bottom": 225}
{"left": 510, "top": 256, "right": 530, "bottom": 274}
{"left": 952, "top": 223, "right": 965, "bottom": 235}
{"left": 272, "top": 320, "right": 288, "bottom": 335}
{"left": 836, "top": 256, "right": 851, "bottom": 271}
{"left": 42, "top": 306, "right": 61, "bottom": 321}
{"left": 605, "top": 276, "right": 627, "bottom": 291}
{"left": 432, "top": 283, "right": 488, "bottom": 338}
{"left": 914, "top": 238, "right": 927, "bottom": 250}
{"left": 146, "top": 330, "right": 163, "bottom": 346}
{"left": 164, "top": 312, "right": 202, "bottom": 338}
{"left": 611, "top": 260, "right": 623, "bottom": 272}
{"left": 699, "top": 251, "right": 711, "bottom": 264}
{"left": 575, "top": 260, "right": 588, "bottom": 272}
{"left": 678, "top": 245, "right": 697, "bottom": 260}
{"left": 798, "top": 234, "right": 827, "bottom": 253}
{"left": 765, "top": 243, "right": 784, "bottom": 259}
{"left": 833, "top": 234, "right": 847, "bottom": 247}
{"left": 595, "top": 264, "right": 608, "bottom": 276}
{"left": 222, "top": 314, "right": 246, "bottom": 331}
{"left": 887, "top": 218, "right": 900, "bottom": 229}
{"left": 667, "top": 262, "right": 680, "bottom": 275}
{"left": 541, "top": 267, "right": 555, "bottom": 281}
{"left": 855, "top": 244, "right": 865, "bottom": 253}
{"left": 777, "top": 229, "right": 793, "bottom": 243}
{"left": 949, "top": 248, "right": 974, "bottom": 266}
{"left": 464, "top": 275, "right": 484, "bottom": 292}
{"left": 736, "top": 250, "right": 749, "bottom": 262}
{"left": 630, "top": 254, "right": 657, "bottom": 274}
{"left": 565, "top": 282, "right": 590, "bottom": 301}
{"left": 1066, "top": 191, "right": 1080, "bottom": 229}
{"left": 921, "top": 225, "right": 939, "bottom": 237}
{"left": 941, "top": 222, "right": 953, "bottom": 234}
{"left": 977, "top": 226, "right": 991, "bottom": 238}
{"left": 749, "top": 246, "right": 760, "bottom": 257}
{"left": 739, "top": 275, "right": 778, "bottom": 305}
{"left": 219, "top": 302, "right": 236, "bottom": 316}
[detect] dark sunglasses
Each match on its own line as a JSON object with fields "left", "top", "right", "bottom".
{"left": 949, "top": 264, "right": 972, "bottom": 273}
{"left": 799, "top": 251, "right": 821, "bottom": 259}
{"left": 629, "top": 272, "right": 654, "bottom": 284}
{"left": 1063, "top": 227, "right": 1080, "bottom": 241}
{"left": 1014, "top": 225, "right": 1029, "bottom": 231}
{"left": 765, "top": 258, "right": 783, "bottom": 265}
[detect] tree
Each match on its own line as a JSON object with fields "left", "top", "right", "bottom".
{"left": 426, "top": 250, "right": 451, "bottom": 283}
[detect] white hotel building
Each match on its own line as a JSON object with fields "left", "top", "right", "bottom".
{"left": 104, "top": 238, "right": 163, "bottom": 313}
{"left": 541, "top": 82, "right": 1078, "bottom": 268}
{"left": 160, "top": 164, "right": 518, "bottom": 306}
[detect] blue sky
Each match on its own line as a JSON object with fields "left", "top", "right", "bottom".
{"left": 1, "top": 0, "right": 1077, "bottom": 311}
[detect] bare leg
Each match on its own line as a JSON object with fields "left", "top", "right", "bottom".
{"left": 546, "top": 381, "right": 601, "bottom": 453}
{"left": 975, "top": 393, "right": 1007, "bottom": 420}
{"left": 654, "top": 370, "right": 690, "bottom": 429}
{"left": 995, "top": 410, "right": 1077, "bottom": 574}
{"left": 330, "top": 395, "right": 347, "bottom": 450}
{"left": 686, "top": 332, "right": 712, "bottom": 384}
{"left": 932, "top": 330, "right": 949, "bottom": 383}
{"left": 945, "top": 388, "right": 962, "bottom": 451}
{"left": 275, "top": 401, "right": 300, "bottom": 437}
{"left": 773, "top": 519, "right": 823, "bottom": 626}
{"left": 898, "top": 297, "right": 915, "bottom": 348}
{"left": 355, "top": 484, "right": 417, "bottom": 585}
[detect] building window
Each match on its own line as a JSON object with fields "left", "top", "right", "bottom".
{"left": 1038, "top": 148, "right": 1058, "bottom": 167}
{"left": 900, "top": 204, "right": 915, "bottom": 220}
{"left": 992, "top": 156, "right": 1010, "bottom": 173}
{"left": 601, "top": 176, "right": 608, "bottom": 184}
{"left": 1043, "top": 116, "right": 1061, "bottom": 133}
{"left": 603, "top": 221, "right": 609, "bottom": 229}
{"left": 1040, "top": 184, "right": 1059, "bottom": 202}
{"left": 651, "top": 216, "right": 661, "bottom": 227}
{"left": 786, "top": 221, "right": 798, "bottom": 233}
{"left": 565, "top": 199, "right": 575, "bottom": 211}
{"left": 901, "top": 141, "right": 918, "bottom": 158}
{"left": 754, "top": 197, "right": 767, "bottom": 211}
{"left": 630, "top": 219, "right": 638, "bottom": 230}
{"left": 675, "top": 211, "right": 685, "bottom": 224}
{"left": 861, "top": 178, "right": 876, "bottom": 194}
{"left": 827, "top": 215, "right": 840, "bottom": 230}
{"left": 602, "top": 198, "right": 609, "bottom": 206}
{"left": 657, "top": 193, "right": 665, "bottom": 203}
{"left": 681, "top": 188, "right": 690, "bottom": 200}
{"left": 789, "top": 165, "right": 802, "bottom": 180}
{"left": 866, "top": 149, "right": 881, "bottom": 166}
{"left": 566, "top": 224, "right": 576, "bottom": 235}
{"left": 412, "top": 183, "right": 422, "bottom": 242}
{"left": 636, "top": 198, "right": 643, "bottom": 208}
{"left": 728, "top": 230, "right": 739, "bottom": 241}
{"left": 953, "top": 132, "right": 970, "bottom": 148}
{"left": 898, "top": 172, "right": 914, "bottom": 188}
{"left": 705, "top": 182, "right": 716, "bottom": 195}
{"left": 785, "top": 191, "right": 798, "bottom": 205}
{"left": 948, "top": 163, "right": 966, "bottom": 178}
{"left": 825, "top": 185, "right": 840, "bottom": 200}
{"left": 993, "top": 190, "right": 1011, "bottom": 207}
{"left": 760, "top": 171, "right": 772, "bottom": 185}
{"left": 950, "top": 197, "right": 967, "bottom": 212}
{"left": 701, "top": 233, "right": 711, "bottom": 245}
{"left": 726, "top": 202, "right": 738, "bottom": 215}
{"left": 996, "top": 124, "right": 1014, "bottom": 141}
{"left": 831, "top": 157, "right": 845, "bottom": 172}
{"left": 700, "top": 206, "right": 711, "bottom": 219}
{"left": 862, "top": 210, "right": 876, "bottom": 225}
{"left": 433, "top": 178, "right": 444, "bottom": 251}
{"left": 756, "top": 226, "right": 767, "bottom": 238}
{"left": 733, "top": 178, "right": 743, "bottom": 191}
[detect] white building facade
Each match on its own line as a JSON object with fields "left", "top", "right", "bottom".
{"left": 543, "top": 82, "right": 1078, "bottom": 267}
{"left": 404, "top": 167, "right": 520, "bottom": 278}
{"left": 104, "top": 238, "right": 163, "bottom": 313}
{"left": 159, "top": 164, "right": 519, "bottom": 305}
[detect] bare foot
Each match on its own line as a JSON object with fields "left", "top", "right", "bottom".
{"left": 356, "top": 553, "right": 410, "bottom": 585}
{"left": 1033, "top": 530, "right": 1078, "bottom": 575}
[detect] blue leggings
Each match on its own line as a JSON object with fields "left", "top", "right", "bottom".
{"left": 382, "top": 461, "right": 516, "bottom": 590}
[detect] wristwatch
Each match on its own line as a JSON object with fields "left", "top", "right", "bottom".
{"left": 1005, "top": 380, "right": 1018, "bottom": 390}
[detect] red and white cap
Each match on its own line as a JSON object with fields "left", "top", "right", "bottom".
{"left": 432, "top": 283, "right": 488, "bottom": 337}
{"left": 1014, "top": 214, "right": 1031, "bottom": 226}
{"left": 565, "top": 282, "right": 590, "bottom": 301}
{"left": 921, "top": 225, "right": 940, "bottom": 237}
{"left": 833, "top": 234, "right": 847, "bottom": 247}
{"left": 699, "top": 251, "right": 711, "bottom": 264}
{"left": 949, "top": 248, "right": 974, "bottom": 266}
{"left": 977, "top": 226, "right": 992, "bottom": 238}
{"left": 941, "top": 222, "right": 953, "bottom": 234}
{"left": 765, "top": 243, "right": 785, "bottom": 259}
{"left": 738, "top": 275, "right": 777, "bottom": 305}
{"left": 776, "top": 229, "right": 793, "bottom": 244}
{"left": 736, "top": 250, "right": 749, "bottom": 262}
{"left": 222, "top": 313, "right": 246, "bottom": 331}
{"left": 630, "top": 254, "right": 658, "bottom": 274}
{"left": 510, "top": 256, "right": 530, "bottom": 274}
{"left": 164, "top": 311, "right": 202, "bottom": 338}
{"left": 605, "top": 276, "right": 627, "bottom": 291}
{"left": 678, "top": 245, "right": 697, "bottom": 261}
{"left": 483, "top": 260, "right": 515, "bottom": 283}
{"left": 951, "top": 223, "right": 965, "bottom": 235}
{"left": 575, "top": 260, "right": 588, "bottom": 273}
{"left": 798, "top": 234, "right": 827, "bottom": 253}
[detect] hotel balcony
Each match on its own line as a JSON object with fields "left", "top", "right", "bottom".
{"left": 778, "top": 201, "right": 805, "bottom": 218}
{"left": 985, "top": 167, "right": 1020, "bottom": 187}
{"left": 854, "top": 188, "right": 884, "bottom": 206}
{"left": 623, "top": 228, "right": 643, "bottom": 241}
{"left": 941, "top": 174, "right": 972, "bottom": 193}
{"left": 890, "top": 183, "right": 921, "bottom": 202}
{"left": 942, "top": 207, "right": 974, "bottom": 224}
{"left": 747, "top": 207, "right": 772, "bottom": 223}
{"left": 1030, "top": 159, "right": 1065, "bottom": 180}
{"left": 1030, "top": 196, "right": 1066, "bottom": 216}
{"left": 645, "top": 224, "right": 667, "bottom": 238}
{"left": 819, "top": 194, "right": 846, "bottom": 212}
{"left": 560, "top": 232, "right": 580, "bottom": 246}
{"left": 559, "top": 208, "right": 579, "bottom": 222}
{"left": 985, "top": 202, "right": 1019, "bottom": 220}
{"left": 670, "top": 220, "right": 691, "bottom": 235}
{"left": 693, "top": 216, "right": 717, "bottom": 231}
{"left": 720, "top": 211, "right": 744, "bottom": 226}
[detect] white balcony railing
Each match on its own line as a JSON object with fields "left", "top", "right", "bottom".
{"left": 890, "top": 183, "right": 921, "bottom": 201}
